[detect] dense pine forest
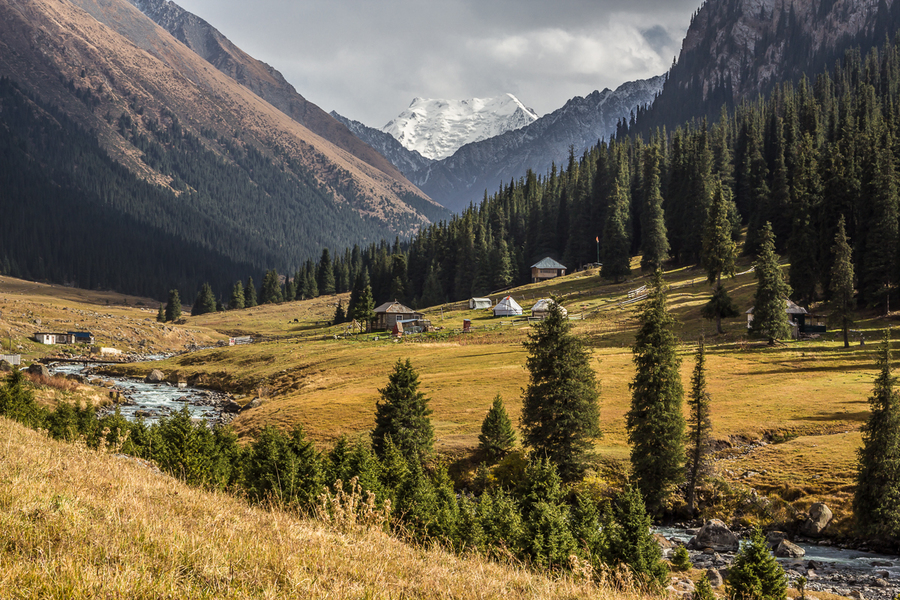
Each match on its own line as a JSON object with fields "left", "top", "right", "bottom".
{"left": 270, "top": 39, "right": 900, "bottom": 317}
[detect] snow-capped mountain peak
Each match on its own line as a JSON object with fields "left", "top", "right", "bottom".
{"left": 383, "top": 94, "right": 539, "bottom": 160}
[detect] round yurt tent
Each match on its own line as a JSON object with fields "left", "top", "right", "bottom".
{"left": 493, "top": 295, "right": 523, "bottom": 317}
{"left": 530, "top": 298, "right": 568, "bottom": 320}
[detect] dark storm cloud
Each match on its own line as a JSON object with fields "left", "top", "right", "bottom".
{"left": 173, "top": 0, "right": 702, "bottom": 127}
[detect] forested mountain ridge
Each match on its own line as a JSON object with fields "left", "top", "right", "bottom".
{"left": 633, "top": 0, "right": 900, "bottom": 133}
{"left": 0, "top": 0, "right": 448, "bottom": 298}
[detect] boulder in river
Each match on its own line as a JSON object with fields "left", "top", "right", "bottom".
{"left": 222, "top": 399, "right": 241, "bottom": 414}
{"left": 26, "top": 363, "right": 50, "bottom": 378}
{"left": 766, "top": 530, "right": 787, "bottom": 548}
{"left": 801, "top": 503, "right": 834, "bottom": 536}
{"left": 688, "top": 519, "right": 740, "bottom": 552}
{"left": 775, "top": 539, "right": 805, "bottom": 558}
{"left": 145, "top": 369, "right": 165, "bottom": 383}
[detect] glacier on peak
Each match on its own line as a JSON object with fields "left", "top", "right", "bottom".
{"left": 383, "top": 94, "right": 539, "bottom": 160}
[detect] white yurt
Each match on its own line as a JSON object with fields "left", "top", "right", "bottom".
{"left": 530, "top": 298, "right": 568, "bottom": 320}
{"left": 492, "top": 295, "right": 523, "bottom": 317}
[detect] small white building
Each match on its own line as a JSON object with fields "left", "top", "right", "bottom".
{"left": 530, "top": 298, "right": 568, "bottom": 320}
{"left": 34, "top": 332, "right": 67, "bottom": 345}
{"left": 492, "top": 295, "right": 523, "bottom": 317}
{"left": 469, "top": 297, "right": 492, "bottom": 310}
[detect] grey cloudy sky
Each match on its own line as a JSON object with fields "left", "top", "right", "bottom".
{"left": 175, "top": 0, "right": 703, "bottom": 128}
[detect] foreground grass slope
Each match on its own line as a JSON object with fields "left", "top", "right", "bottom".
{"left": 0, "top": 415, "right": 650, "bottom": 600}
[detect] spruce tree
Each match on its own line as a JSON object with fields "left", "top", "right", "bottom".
{"left": 601, "top": 154, "right": 632, "bottom": 283}
{"left": 371, "top": 359, "right": 434, "bottom": 464}
{"left": 627, "top": 270, "right": 685, "bottom": 515}
{"left": 332, "top": 300, "right": 346, "bottom": 325}
{"left": 640, "top": 144, "right": 669, "bottom": 271}
{"left": 318, "top": 248, "right": 336, "bottom": 295}
{"left": 751, "top": 222, "right": 792, "bottom": 344}
{"left": 191, "top": 282, "right": 216, "bottom": 316}
{"left": 229, "top": 280, "right": 245, "bottom": 310}
{"left": 685, "top": 337, "right": 712, "bottom": 516}
{"left": 260, "top": 269, "right": 283, "bottom": 304}
{"left": 352, "top": 284, "right": 375, "bottom": 331}
{"left": 830, "top": 216, "right": 856, "bottom": 348}
{"left": 244, "top": 276, "right": 258, "bottom": 308}
{"left": 478, "top": 394, "right": 517, "bottom": 464}
{"left": 521, "top": 297, "right": 600, "bottom": 480}
{"left": 854, "top": 330, "right": 900, "bottom": 539}
{"left": 726, "top": 527, "right": 787, "bottom": 600}
{"left": 156, "top": 304, "right": 165, "bottom": 322}
{"left": 164, "top": 289, "right": 181, "bottom": 322}
{"left": 701, "top": 179, "right": 739, "bottom": 334}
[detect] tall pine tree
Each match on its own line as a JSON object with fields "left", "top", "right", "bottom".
{"left": 685, "top": 337, "right": 712, "bottom": 516}
{"left": 854, "top": 330, "right": 900, "bottom": 539}
{"left": 830, "top": 216, "right": 856, "bottom": 348}
{"left": 521, "top": 297, "right": 600, "bottom": 480}
{"left": 627, "top": 270, "right": 685, "bottom": 515}
{"left": 751, "top": 222, "right": 792, "bottom": 344}
{"left": 372, "top": 359, "right": 434, "bottom": 464}
{"left": 701, "top": 179, "right": 740, "bottom": 334}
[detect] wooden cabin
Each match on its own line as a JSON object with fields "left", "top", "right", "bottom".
{"left": 373, "top": 300, "right": 423, "bottom": 332}
{"left": 746, "top": 299, "right": 826, "bottom": 339}
{"left": 530, "top": 257, "right": 567, "bottom": 283}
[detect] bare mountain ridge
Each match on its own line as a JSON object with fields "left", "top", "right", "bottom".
{"left": 0, "top": 0, "right": 437, "bottom": 229}
{"left": 125, "top": 0, "right": 408, "bottom": 184}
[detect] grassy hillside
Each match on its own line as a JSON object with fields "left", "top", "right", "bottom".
{"left": 0, "top": 415, "right": 652, "bottom": 599}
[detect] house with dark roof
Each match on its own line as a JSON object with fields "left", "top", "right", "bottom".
{"left": 531, "top": 257, "right": 566, "bottom": 283}
{"left": 372, "top": 300, "right": 423, "bottom": 332}
{"left": 746, "top": 299, "right": 826, "bottom": 339}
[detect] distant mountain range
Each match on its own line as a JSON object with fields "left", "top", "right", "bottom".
{"left": 334, "top": 76, "right": 665, "bottom": 212}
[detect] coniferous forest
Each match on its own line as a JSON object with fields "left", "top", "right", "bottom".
{"left": 277, "top": 39, "right": 900, "bottom": 315}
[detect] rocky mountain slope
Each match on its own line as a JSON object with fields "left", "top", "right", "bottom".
{"left": 339, "top": 76, "right": 663, "bottom": 212}
{"left": 0, "top": 0, "right": 447, "bottom": 297}
{"left": 382, "top": 94, "right": 539, "bottom": 160}
{"left": 125, "top": 0, "right": 406, "bottom": 183}
{"left": 330, "top": 112, "right": 435, "bottom": 178}
{"left": 634, "top": 0, "right": 900, "bottom": 131}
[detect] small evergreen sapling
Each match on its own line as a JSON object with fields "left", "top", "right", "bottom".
{"left": 726, "top": 527, "right": 787, "bottom": 600}
{"left": 478, "top": 394, "right": 516, "bottom": 463}
{"left": 670, "top": 545, "right": 692, "bottom": 571}
{"left": 600, "top": 482, "right": 668, "bottom": 589}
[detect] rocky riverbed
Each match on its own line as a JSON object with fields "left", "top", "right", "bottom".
{"left": 657, "top": 521, "right": 900, "bottom": 600}
{"left": 50, "top": 361, "right": 241, "bottom": 427}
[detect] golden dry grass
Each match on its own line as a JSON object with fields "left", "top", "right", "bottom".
{"left": 0, "top": 415, "right": 654, "bottom": 600}
{"left": 0, "top": 275, "right": 224, "bottom": 357}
